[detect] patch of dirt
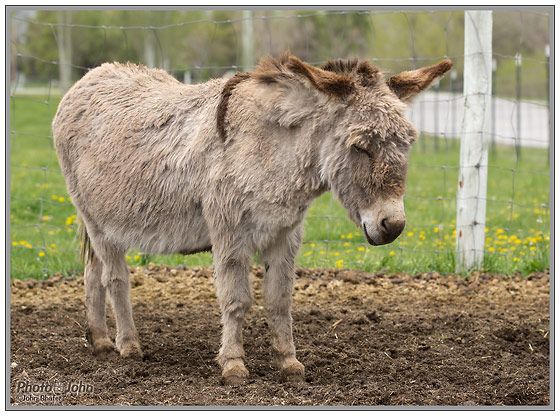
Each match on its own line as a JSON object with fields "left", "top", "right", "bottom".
{"left": 10, "top": 265, "right": 550, "bottom": 407}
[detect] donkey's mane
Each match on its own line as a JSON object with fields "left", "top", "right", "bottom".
{"left": 321, "top": 59, "right": 383, "bottom": 87}
{"left": 217, "top": 53, "right": 385, "bottom": 142}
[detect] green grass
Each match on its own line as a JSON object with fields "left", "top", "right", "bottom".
{"left": 10, "top": 95, "right": 550, "bottom": 279}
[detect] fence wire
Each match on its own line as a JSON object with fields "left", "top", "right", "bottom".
{"left": 9, "top": 9, "right": 551, "bottom": 278}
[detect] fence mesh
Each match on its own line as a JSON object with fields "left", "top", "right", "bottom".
{"left": 9, "top": 9, "right": 551, "bottom": 279}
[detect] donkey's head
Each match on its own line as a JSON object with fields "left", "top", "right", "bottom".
{"left": 319, "top": 58, "right": 453, "bottom": 245}
{"left": 251, "top": 54, "right": 452, "bottom": 245}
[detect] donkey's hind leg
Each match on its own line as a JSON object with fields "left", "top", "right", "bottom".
{"left": 93, "top": 238, "right": 143, "bottom": 359}
{"left": 84, "top": 252, "right": 115, "bottom": 356}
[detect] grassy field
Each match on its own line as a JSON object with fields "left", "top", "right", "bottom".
{"left": 10, "top": 95, "right": 550, "bottom": 279}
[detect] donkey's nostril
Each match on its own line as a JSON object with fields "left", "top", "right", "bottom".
{"left": 380, "top": 218, "right": 389, "bottom": 231}
{"left": 379, "top": 217, "right": 406, "bottom": 243}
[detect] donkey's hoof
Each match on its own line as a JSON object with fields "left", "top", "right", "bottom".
{"left": 92, "top": 338, "right": 115, "bottom": 357}
{"left": 280, "top": 358, "right": 305, "bottom": 383}
{"left": 119, "top": 341, "right": 143, "bottom": 359}
{"left": 222, "top": 359, "right": 249, "bottom": 386}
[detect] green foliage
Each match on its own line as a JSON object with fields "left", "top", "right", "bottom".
{"left": 11, "top": 10, "right": 550, "bottom": 99}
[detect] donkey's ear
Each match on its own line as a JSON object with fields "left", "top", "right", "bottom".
{"left": 254, "top": 53, "right": 355, "bottom": 99}
{"left": 285, "top": 56, "right": 355, "bottom": 98}
{"left": 388, "top": 59, "right": 453, "bottom": 104}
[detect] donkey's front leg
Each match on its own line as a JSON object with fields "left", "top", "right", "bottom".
{"left": 213, "top": 247, "right": 253, "bottom": 385}
{"left": 261, "top": 226, "right": 305, "bottom": 382}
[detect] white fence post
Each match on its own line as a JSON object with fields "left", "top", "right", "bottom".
{"left": 456, "top": 10, "right": 493, "bottom": 272}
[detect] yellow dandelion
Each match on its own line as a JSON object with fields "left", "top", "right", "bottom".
{"left": 58, "top": 197, "right": 65, "bottom": 203}
{"left": 389, "top": 251, "right": 395, "bottom": 256}
{"left": 310, "top": 243, "right": 315, "bottom": 248}
{"left": 48, "top": 231, "right": 54, "bottom": 235}
{"left": 51, "top": 195, "right": 58, "bottom": 200}
{"left": 303, "top": 251, "right": 312, "bottom": 257}
{"left": 530, "top": 247, "right": 536, "bottom": 251}
{"left": 126, "top": 256, "right": 131, "bottom": 261}
{"left": 488, "top": 247, "right": 495, "bottom": 252}
{"left": 496, "top": 228, "right": 504, "bottom": 234}
{"left": 358, "top": 247, "right": 365, "bottom": 252}
{"left": 19, "top": 240, "right": 26, "bottom": 245}
{"left": 320, "top": 250, "right": 326, "bottom": 255}
{"left": 134, "top": 255, "right": 141, "bottom": 260}
{"left": 38, "top": 252, "right": 45, "bottom": 257}
{"left": 519, "top": 251, "right": 525, "bottom": 255}
{"left": 12, "top": 242, "right": 18, "bottom": 246}
{"left": 434, "top": 227, "right": 439, "bottom": 233}
{"left": 513, "top": 257, "right": 519, "bottom": 262}
{"left": 341, "top": 234, "right": 345, "bottom": 239}
{"left": 333, "top": 252, "right": 339, "bottom": 256}
{"left": 346, "top": 233, "right": 353, "bottom": 239}
{"left": 25, "top": 243, "right": 32, "bottom": 248}
{"left": 343, "top": 242, "right": 350, "bottom": 247}
{"left": 407, "top": 232, "right": 413, "bottom": 237}
{"left": 50, "top": 243, "right": 56, "bottom": 248}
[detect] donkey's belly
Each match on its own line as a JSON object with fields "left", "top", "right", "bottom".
{"left": 100, "top": 203, "right": 212, "bottom": 256}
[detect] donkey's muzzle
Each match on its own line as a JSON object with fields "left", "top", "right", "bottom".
{"left": 362, "top": 218, "right": 405, "bottom": 246}
{"left": 379, "top": 217, "right": 406, "bottom": 244}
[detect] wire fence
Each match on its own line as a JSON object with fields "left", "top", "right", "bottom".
{"left": 9, "top": 8, "right": 551, "bottom": 279}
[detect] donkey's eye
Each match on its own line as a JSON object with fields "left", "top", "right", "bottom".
{"left": 352, "top": 145, "right": 372, "bottom": 158}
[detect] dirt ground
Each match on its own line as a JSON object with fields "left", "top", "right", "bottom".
{"left": 9, "top": 265, "right": 550, "bottom": 407}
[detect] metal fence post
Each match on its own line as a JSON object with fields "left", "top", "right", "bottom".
{"left": 491, "top": 58, "right": 497, "bottom": 158}
{"left": 242, "top": 10, "right": 254, "bottom": 71}
{"left": 434, "top": 79, "right": 439, "bottom": 152}
{"left": 515, "top": 52, "right": 522, "bottom": 160}
{"left": 546, "top": 44, "right": 550, "bottom": 165}
{"left": 57, "top": 10, "right": 72, "bottom": 92}
{"left": 456, "top": 10, "right": 492, "bottom": 272}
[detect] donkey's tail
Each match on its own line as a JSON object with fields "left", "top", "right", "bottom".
{"left": 79, "top": 217, "right": 95, "bottom": 264}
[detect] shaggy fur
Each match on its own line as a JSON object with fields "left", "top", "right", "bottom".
{"left": 52, "top": 54, "right": 451, "bottom": 385}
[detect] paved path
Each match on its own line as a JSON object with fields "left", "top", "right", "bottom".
{"left": 407, "top": 91, "right": 550, "bottom": 148}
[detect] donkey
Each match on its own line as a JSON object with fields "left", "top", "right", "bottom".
{"left": 52, "top": 52, "right": 451, "bottom": 385}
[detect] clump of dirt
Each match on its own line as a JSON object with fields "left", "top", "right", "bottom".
{"left": 9, "top": 265, "right": 550, "bottom": 407}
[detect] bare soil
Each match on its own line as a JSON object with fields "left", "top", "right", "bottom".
{"left": 10, "top": 265, "right": 550, "bottom": 407}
